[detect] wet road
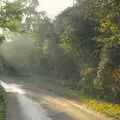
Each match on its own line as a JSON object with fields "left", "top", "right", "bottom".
{"left": 0, "top": 78, "right": 112, "bottom": 120}
{"left": 1, "top": 81, "right": 53, "bottom": 120}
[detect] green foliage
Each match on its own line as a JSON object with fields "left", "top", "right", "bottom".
{"left": 80, "top": 68, "right": 95, "bottom": 77}
{"left": 83, "top": 97, "right": 120, "bottom": 119}
{"left": 60, "top": 25, "right": 74, "bottom": 53}
{"left": 0, "top": 87, "right": 5, "bottom": 120}
{"left": 0, "top": 0, "right": 23, "bottom": 31}
{"left": 0, "top": 34, "right": 5, "bottom": 44}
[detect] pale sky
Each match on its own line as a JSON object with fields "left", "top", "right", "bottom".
{"left": 7, "top": 0, "right": 73, "bottom": 18}
{"left": 38, "top": 0, "right": 73, "bottom": 18}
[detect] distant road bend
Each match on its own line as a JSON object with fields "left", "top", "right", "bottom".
{"left": 0, "top": 77, "right": 112, "bottom": 120}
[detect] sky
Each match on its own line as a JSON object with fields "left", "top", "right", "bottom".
{"left": 38, "top": 0, "right": 73, "bottom": 18}
{"left": 7, "top": 0, "right": 73, "bottom": 18}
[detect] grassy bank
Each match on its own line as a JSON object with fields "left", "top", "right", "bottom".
{"left": 81, "top": 97, "right": 120, "bottom": 119}
{"left": 0, "top": 86, "right": 6, "bottom": 120}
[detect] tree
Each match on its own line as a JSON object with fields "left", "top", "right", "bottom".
{"left": 55, "top": 3, "right": 100, "bottom": 74}
{"left": 0, "top": 0, "right": 24, "bottom": 32}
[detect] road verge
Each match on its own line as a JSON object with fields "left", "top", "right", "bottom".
{"left": 0, "top": 86, "right": 6, "bottom": 120}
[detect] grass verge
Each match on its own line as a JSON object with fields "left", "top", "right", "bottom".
{"left": 80, "top": 96, "right": 120, "bottom": 119}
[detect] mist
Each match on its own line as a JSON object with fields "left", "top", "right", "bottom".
{"left": 0, "top": 35, "right": 41, "bottom": 74}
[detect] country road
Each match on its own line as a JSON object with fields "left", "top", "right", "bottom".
{"left": 0, "top": 76, "right": 112, "bottom": 120}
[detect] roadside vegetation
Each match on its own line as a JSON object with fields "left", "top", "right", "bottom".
{"left": 83, "top": 98, "right": 120, "bottom": 119}
{"left": 0, "top": 0, "right": 120, "bottom": 119}
{"left": 38, "top": 77, "right": 120, "bottom": 119}
{"left": 0, "top": 86, "right": 6, "bottom": 120}
{"left": 19, "top": 75, "right": 120, "bottom": 119}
